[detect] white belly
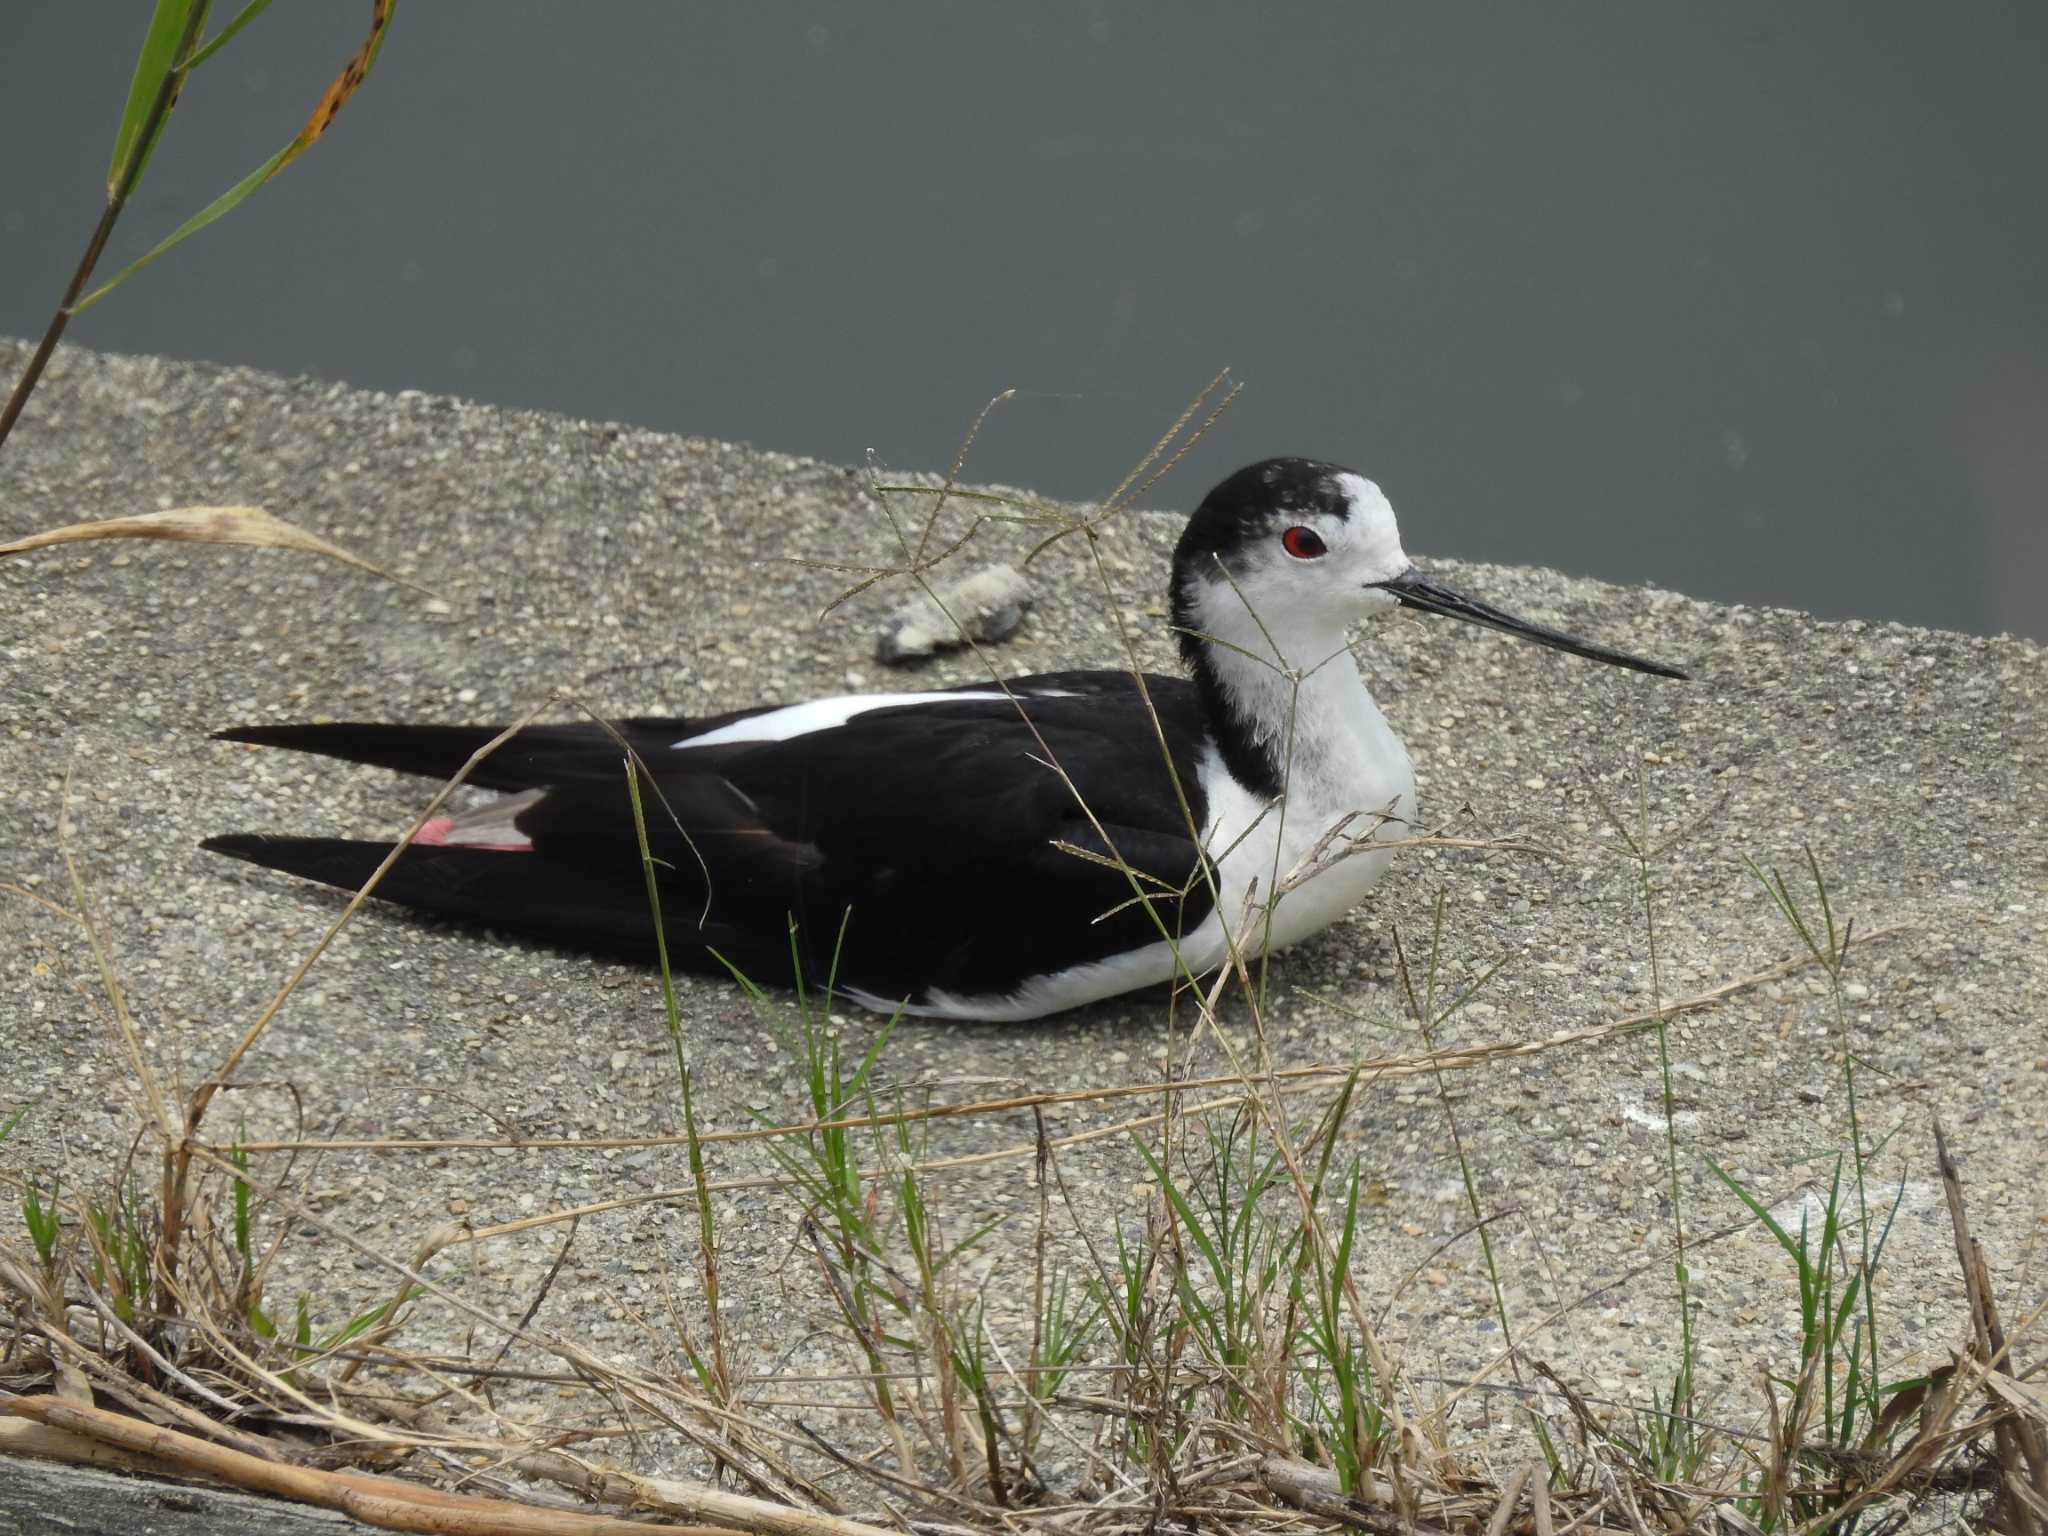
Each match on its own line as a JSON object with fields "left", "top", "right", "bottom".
{"left": 1201, "top": 739, "right": 1413, "bottom": 956}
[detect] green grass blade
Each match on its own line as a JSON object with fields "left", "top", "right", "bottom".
{"left": 1332, "top": 1164, "right": 1361, "bottom": 1282}
{"left": 1706, "top": 1155, "right": 1801, "bottom": 1259}
{"left": 1804, "top": 844, "right": 1839, "bottom": 960}
{"left": 109, "top": 0, "right": 209, "bottom": 191}
{"left": 230, "top": 1132, "right": 253, "bottom": 1265}
{"left": 0, "top": 1097, "right": 35, "bottom": 1144}
{"left": 1305, "top": 1069, "right": 1359, "bottom": 1201}
{"left": 320, "top": 1298, "right": 394, "bottom": 1352}
{"left": 188, "top": 0, "right": 275, "bottom": 70}
{"left": 936, "top": 1213, "right": 1005, "bottom": 1275}
{"left": 848, "top": 1013, "right": 897, "bottom": 1098}
{"left": 1743, "top": 853, "right": 1828, "bottom": 969}
{"left": 1867, "top": 1169, "right": 1908, "bottom": 1269}
{"left": 79, "top": 0, "right": 399, "bottom": 311}
{"left": 1133, "top": 1136, "right": 1228, "bottom": 1296}
{"left": 624, "top": 751, "right": 735, "bottom": 1399}
{"left": 22, "top": 1179, "right": 61, "bottom": 1267}
{"left": 76, "top": 146, "right": 288, "bottom": 312}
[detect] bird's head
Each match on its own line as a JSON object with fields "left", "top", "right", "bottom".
{"left": 1173, "top": 457, "right": 1688, "bottom": 679}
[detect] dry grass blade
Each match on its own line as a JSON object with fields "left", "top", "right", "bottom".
{"left": 0, "top": 1393, "right": 743, "bottom": 1536}
{"left": 27, "top": 1320, "right": 278, "bottom": 1461}
{"left": 913, "top": 387, "right": 1014, "bottom": 570}
{"left": 1483, "top": 1464, "right": 1535, "bottom": 1536}
{"left": 1021, "top": 367, "right": 1240, "bottom": 564}
{"left": 0, "top": 1413, "right": 193, "bottom": 1481}
{"left": 1988, "top": 1372, "right": 2048, "bottom": 1429}
{"left": 1260, "top": 1456, "right": 1447, "bottom": 1535}
{"left": 56, "top": 765, "right": 172, "bottom": 1143}
{"left": 1047, "top": 838, "right": 1185, "bottom": 890}
{"left": 0, "top": 504, "right": 426, "bottom": 592}
{"left": 294, "top": 0, "right": 397, "bottom": 147}
{"left": 1935, "top": 1116, "right": 2048, "bottom": 1521}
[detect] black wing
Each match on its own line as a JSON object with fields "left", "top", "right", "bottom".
{"left": 206, "top": 673, "right": 1219, "bottom": 1007}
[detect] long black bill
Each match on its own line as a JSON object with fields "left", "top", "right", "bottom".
{"left": 1378, "top": 569, "right": 1689, "bottom": 680}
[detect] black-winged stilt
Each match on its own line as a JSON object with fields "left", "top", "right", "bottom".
{"left": 205, "top": 458, "right": 1685, "bottom": 1020}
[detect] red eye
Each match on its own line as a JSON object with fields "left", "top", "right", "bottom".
{"left": 1281, "top": 525, "right": 1327, "bottom": 560}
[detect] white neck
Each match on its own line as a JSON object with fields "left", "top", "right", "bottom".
{"left": 1173, "top": 588, "right": 1417, "bottom": 958}
{"left": 1182, "top": 581, "right": 1410, "bottom": 817}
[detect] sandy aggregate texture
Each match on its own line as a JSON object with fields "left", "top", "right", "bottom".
{"left": 2, "top": 338, "right": 2044, "bottom": 1476}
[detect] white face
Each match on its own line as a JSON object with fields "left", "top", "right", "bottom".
{"left": 1184, "top": 471, "right": 1413, "bottom": 651}
{"left": 1323, "top": 472, "right": 1413, "bottom": 604}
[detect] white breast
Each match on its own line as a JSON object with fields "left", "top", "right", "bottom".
{"left": 1198, "top": 731, "right": 1412, "bottom": 958}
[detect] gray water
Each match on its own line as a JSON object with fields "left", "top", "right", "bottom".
{"left": 6, "top": 4, "right": 2044, "bottom": 640}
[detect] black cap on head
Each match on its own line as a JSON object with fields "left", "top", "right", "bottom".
{"left": 1173, "top": 458, "right": 1358, "bottom": 575}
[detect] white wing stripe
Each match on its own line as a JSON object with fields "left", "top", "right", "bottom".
{"left": 674, "top": 691, "right": 1012, "bottom": 749}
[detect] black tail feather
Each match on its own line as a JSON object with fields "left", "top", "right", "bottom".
{"left": 213, "top": 724, "right": 529, "bottom": 788}
{"left": 202, "top": 833, "right": 670, "bottom": 958}
{"left": 213, "top": 720, "right": 696, "bottom": 792}
{"left": 202, "top": 833, "right": 808, "bottom": 980}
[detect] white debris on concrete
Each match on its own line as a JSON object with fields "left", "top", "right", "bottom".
{"left": 875, "top": 562, "right": 1034, "bottom": 663}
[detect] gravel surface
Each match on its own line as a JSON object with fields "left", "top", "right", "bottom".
{"left": 3, "top": 339, "right": 2043, "bottom": 1477}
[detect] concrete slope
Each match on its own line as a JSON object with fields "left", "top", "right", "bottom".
{"left": 3, "top": 339, "right": 2042, "bottom": 1479}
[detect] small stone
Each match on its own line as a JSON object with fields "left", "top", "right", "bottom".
{"left": 876, "top": 564, "right": 1034, "bottom": 662}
